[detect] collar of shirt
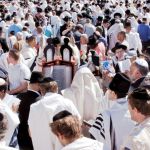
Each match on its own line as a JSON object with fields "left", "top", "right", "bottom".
{"left": 44, "top": 92, "right": 54, "bottom": 97}
{"left": 137, "top": 117, "right": 150, "bottom": 128}
{"left": 28, "top": 89, "right": 40, "bottom": 96}
{"left": 116, "top": 97, "right": 127, "bottom": 104}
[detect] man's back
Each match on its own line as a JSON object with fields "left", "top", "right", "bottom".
{"left": 28, "top": 93, "right": 80, "bottom": 150}
{"left": 138, "top": 24, "right": 150, "bottom": 42}
{"left": 17, "top": 90, "right": 40, "bottom": 150}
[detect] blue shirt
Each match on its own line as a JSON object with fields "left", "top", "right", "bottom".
{"left": 138, "top": 24, "right": 150, "bottom": 42}
{"left": 8, "top": 24, "right": 22, "bottom": 35}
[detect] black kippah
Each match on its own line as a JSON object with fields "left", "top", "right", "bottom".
{"left": 0, "top": 113, "right": 4, "bottom": 121}
{"left": 53, "top": 110, "right": 72, "bottom": 122}
{"left": 131, "top": 88, "right": 150, "bottom": 101}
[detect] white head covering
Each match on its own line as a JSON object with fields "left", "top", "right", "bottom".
{"left": 62, "top": 67, "right": 104, "bottom": 120}
{"left": 135, "top": 58, "right": 149, "bottom": 68}
{"left": 0, "top": 78, "right": 6, "bottom": 86}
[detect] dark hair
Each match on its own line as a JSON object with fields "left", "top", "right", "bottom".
{"left": 124, "top": 21, "right": 131, "bottom": 28}
{"left": 0, "top": 84, "right": 7, "bottom": 92}
{"left": 53, "top": 110, "right": 72, "bottom": 122}
{"left": 128, "top": 87, "right": 150, "bottom": 116}
{"left": 10, "top": 31, "right": 15, "bottom": 35}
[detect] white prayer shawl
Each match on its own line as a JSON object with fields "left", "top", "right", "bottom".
{"left": 62, "top": 67, "right": 104, "bottom": 121}
{"left": 126, "top": 31, "right": 142, "bottom": 54}
{"left": 61, "top": 137, "right": 103, "bottom": 150}
{"left": 69, "top": 43, "right": 80, "bottom": 66}
{"left": 89, "top": 98, "right": 135, "bottom": 150}
{"left": 2, "top": 94, "right": 20, "bottom": 111}
{"left": 0, "top": 101, "right": 19, "bottom": 145}
{"left": 28, "top": 93, "right": 81, "bottom": 150}
{"left": 112, "top": 6, "right": 125, "bottom": 18}
{"left": 121, "top": 117, "right": 150, "bottom": 150}
{"left": 108, "top": 23, "right": 124, "bottom": 49}
{"left": 0, "top": 141, "right": 18, "bottom": 150}
{"left": 21, "top": 45, "right": 37, "bottom": 68}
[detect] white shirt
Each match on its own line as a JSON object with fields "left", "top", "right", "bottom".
{"left": 2, "top": 93, "right": 20, "bottom": 110}
{"left": 28, "top": 93, "right": 80, "bottom": 150}
{"left": 126, "top": 31, "right": 142, "bottom": 54}
{"left": 8, "top": 63, "right": 31, "bottom": 90}
{"left": 0, "top": 52, "right": 26, "bottom": 72}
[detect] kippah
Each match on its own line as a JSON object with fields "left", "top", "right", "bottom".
{"left": 53, "top": 110, "right": 72, "bottom": 122}
{"left": 131, "top": 88, "right": 150, "bottom": 101}
{"left": 135, "top": 58, "right": 149, "bottom": 68}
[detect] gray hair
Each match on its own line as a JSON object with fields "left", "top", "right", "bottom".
{"left": 135, "top": 62, "right": 149, "bottom": 76}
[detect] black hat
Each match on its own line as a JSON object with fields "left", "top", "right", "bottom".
{"left": 114, "top": 12, "right": 122, "bottom": 18}
{"left": 109, "top": 73, "right": 131, "bottom": 94}
{"left": 36, "top": 7, "right": 43, "bottom": 13}
{"left": 97, "top": 16, "right": 103, "bottom": 21}
{"left": 112, "top": 42, "right": 127, "bottom": 53}
{"left": 88, "top": 35, "right": 99, "bottom": 47}
{"left": 52, "top": 37, "right": 61, "bottom": 46}
{"left": 63, "top": 16, "right": 71, "bottom": 22}
{"left": 39, "top": 77, "right": 55, "bottom": 83}
{"left": 130, "top": 87, "right": 150, "bottom": 101}
{"left": 26, "top": 71, "right": 44, "bottom": 84}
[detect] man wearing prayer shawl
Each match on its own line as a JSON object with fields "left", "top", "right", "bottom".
{"left": 89, "top": 73, "right": 135, "bottom": 150}
{"left": 0, "top": 100, "right": 19, "bottom": 146}
{"left": 62, "top": 67, "right": 106, "bottom": 121}
{"left": 50, "top": 110, "right": 104, "bottom": 150}
{"left": 0, "top": 110, "right": 18, "bottom": 150}
{"left": 121, "top": 87, "right": 150, "bottom": 150}
{"left": 0, "top": 78, "right": 20, "bottom": 111}
{"left": 28, "top": 79, "right": 80, "bottom": 150}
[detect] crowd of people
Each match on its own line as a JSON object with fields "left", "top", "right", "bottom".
{"left": 0, "top": 0, "right": 150, "bottom": 150}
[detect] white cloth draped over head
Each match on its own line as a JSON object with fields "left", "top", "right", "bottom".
{"left": 62, "top": 67, "right": 104, "bottom": 121}
{"left": 0, "top": 101, "right": 19, "bottom": 146}
{"left": 108, "top": 23, "right": 124, "bottom": 50}
{"left": 28, "top": 93, "right": 80, "bottom": 150}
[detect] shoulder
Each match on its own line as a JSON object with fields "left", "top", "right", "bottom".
{"left": 19, "top": 63, "right": 31, "bottom": 72}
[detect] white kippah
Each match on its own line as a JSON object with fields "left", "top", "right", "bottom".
{"left": 0, "top": 78, "right": 6, "bottom": 86}
{"left": 135, "top": 58, "right": 149, "bottom": 68}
